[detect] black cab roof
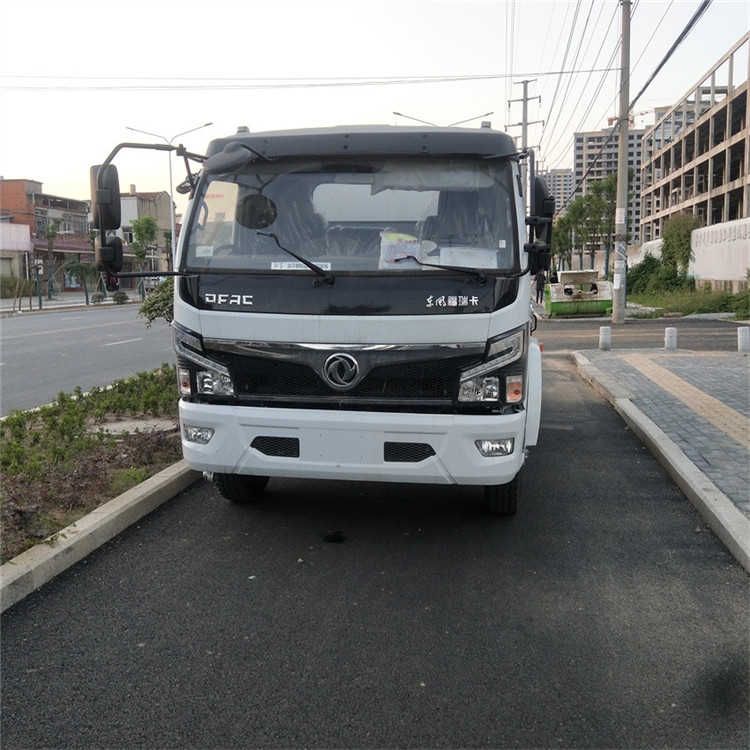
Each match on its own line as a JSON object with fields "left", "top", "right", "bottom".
{"left": 205, "top": 124, "right": 519, "bottom": 161}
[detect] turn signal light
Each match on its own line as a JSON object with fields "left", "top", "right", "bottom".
{"left": 506, "top": 375, "right": 523, "bottom": 404}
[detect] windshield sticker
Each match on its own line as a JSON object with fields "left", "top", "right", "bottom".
{"left": 379, "top": 232, "right": 437, "bottom": 269}
{"left": 196, "top": 245, "right": 214, "bottom": 257}
{"left": 271, "top": 261, "right": 332, "bottom": 271}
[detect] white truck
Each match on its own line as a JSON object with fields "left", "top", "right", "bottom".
{"left": 91, "top": 124, "right": 553, "bottom": 513}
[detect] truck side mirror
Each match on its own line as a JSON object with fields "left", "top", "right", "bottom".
{"left": 95, "top": 235, "right": 123, "bottom": 274}
{"left": 89, "top": 164, "right": 121, "bottom": 230}
{"left": 525, "top": 177, "right": 555, "bottom": 274}
{"left": 533, "top": 177, "right": 555, "bottom": 244}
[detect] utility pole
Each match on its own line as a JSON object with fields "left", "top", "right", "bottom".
{"left": 507, "top": 79, "right": 543, "bottom": 210}
{"left": 612, "top": 0, "right": 631, "bottom": 324}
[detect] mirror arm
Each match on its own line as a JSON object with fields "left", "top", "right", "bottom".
{"left": 175, "top": 145, "right": 205, "bottom": 194}
{"left": 98, "top": 142, "right": 175, "bottom": 173}
{"left": 107, "top": 270, "right": 189, "bottom": 278}
{"left": 95, "top": 143, "right": 177, "bottom": 235}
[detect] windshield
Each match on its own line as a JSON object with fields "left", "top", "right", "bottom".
{"left": 183, "top": 157, "right": 519, "bottom": 274}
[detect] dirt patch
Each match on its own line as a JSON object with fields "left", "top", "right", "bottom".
{"left": 1, "top": 427, "right": 182, "bottom": 563}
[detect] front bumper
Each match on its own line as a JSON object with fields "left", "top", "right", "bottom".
{"left": 179, "top": 401, "right": 527, "bottom": 486}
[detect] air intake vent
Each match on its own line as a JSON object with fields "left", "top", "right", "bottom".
{"left": 251, "top": 436, "right": 300, "bottom": 457}
{"left": 384, "top": 442, "right": 436, "bottom": 463}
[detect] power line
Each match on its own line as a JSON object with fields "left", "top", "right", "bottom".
{"left": 541, "top": 2, "right": 620, "bottom": 166}
{"left": 1, "top": 70, "right": 616, "bottom": 92}
{"left": 629, "top": 0, "right": 713, "bottom": 110}
{"left": 543, "top": 0, "right": 709, "bottom": 176}
{"left": 557, "top": 0, "right": 715, "bottom": 212}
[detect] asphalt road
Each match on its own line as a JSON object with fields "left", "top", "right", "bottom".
{"left": 0, "top": 304, "right": 174, "bottom": 416}
{"left": 2, "top": 315, "right": 747, "bottom": 749}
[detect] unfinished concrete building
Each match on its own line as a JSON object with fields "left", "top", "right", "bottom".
{"left": 640, "top": 33, "right": 749, "bottom": 244}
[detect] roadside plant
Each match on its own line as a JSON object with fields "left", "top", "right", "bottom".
{"left": 139, "top": 278, "right": 174, "bottom": 326}
{"left": 0, "top": 365, "right": 181, "bottom": 562}
{"left": 130, "top": 215, "right": 159, "bottom": 300}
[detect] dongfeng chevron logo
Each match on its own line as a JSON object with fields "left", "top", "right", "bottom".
{"left": 323, "top": 353, "right": 360, "bottom": 389}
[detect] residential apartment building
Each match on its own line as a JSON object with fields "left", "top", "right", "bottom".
{"left": 574, "top": 126, "right": 645, "bottom": 243}
{"left": 540, "top": 168, "right": 574, "bottom": 217}
{"left": 640, "top": 33, "right": 749, "bottom": 246}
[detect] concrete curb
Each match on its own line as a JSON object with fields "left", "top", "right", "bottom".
{"left": 573, "top": 351, "right": 750, "bottom": 573}
{"left": 0, "top": 461, "right": 201, "bottom": 613}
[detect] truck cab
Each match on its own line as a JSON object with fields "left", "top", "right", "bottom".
{"left": 91, "top": 124, "right": 553, "bottom": 513}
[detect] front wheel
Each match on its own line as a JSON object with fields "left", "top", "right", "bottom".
{"left": 214, "top": 473, "right": 270, "bottom": 504}
{"left": 484, "top": 469, "right": 522, "bottom": 515}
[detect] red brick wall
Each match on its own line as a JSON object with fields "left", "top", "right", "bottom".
{"left": 0, "top": 181, "right": 35, "bottom": 233}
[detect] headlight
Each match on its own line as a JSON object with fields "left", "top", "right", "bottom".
{"left": 196, "top": 370, "right": 235, "bottom": 396}
{"left": 458, "top": 330, "right": 525, "bottom": 403}
{"left": 459, "top": 376, "right": 500, "bottom": 402}
{"left": 174, "top": 325, "right": 235, "bottom": 397}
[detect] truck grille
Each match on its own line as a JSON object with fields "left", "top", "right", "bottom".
{"left": 208, "top": 347, "right": 481, "bottom": 407}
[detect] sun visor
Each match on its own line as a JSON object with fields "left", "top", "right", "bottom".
{"left": 370, "top": 160, "right": 494, "bottom": 194}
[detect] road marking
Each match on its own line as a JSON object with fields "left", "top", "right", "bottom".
{"left": 104, "top": 338, "right": 143, "bottom": 346}
{"left": 621, "top": 353, "right": 750, "bottom": 448}
{"left": 1, "top": 321, "right": 135, "bottom": 341}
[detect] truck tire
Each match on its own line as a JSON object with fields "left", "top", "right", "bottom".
{"left": 214, "top": 473, "right": 269, "bottom": 504}
{"left": 484, "top": 470, "right": 521, "bottom": 515}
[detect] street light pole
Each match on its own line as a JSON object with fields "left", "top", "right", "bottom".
{"left": 125, "top": 122, "right": 212, "bottom": 269}
{"left": 393, "top": 111, "right": 494, "bottom": 128}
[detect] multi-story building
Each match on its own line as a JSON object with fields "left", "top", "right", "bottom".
{"left": 0, "top": 178, "right": 90, "bottom": 291}
{"left": 574, "top": 126, "right": 645, "bottom": 243}
{"left": 640, "top": 32, "right": 749, "bottom": 244}
{"left": 0, "top": 178, "right": 175, "bottom": 294}
{"left": 541, "top": 168, "right": 574, "bottom": 217}
{"left": 116, "top": 185, "right": 173, "bottom": 278}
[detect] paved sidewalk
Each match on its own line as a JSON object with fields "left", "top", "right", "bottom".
{"left": 573, "top": 346, "right": 750, "bottom": 571}
{"left": 1, "top": 290, "right": 131, "bottom": 315}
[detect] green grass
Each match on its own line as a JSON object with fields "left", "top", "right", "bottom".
{"left": 629, "top": 287, "right": 749, "bottom": 319}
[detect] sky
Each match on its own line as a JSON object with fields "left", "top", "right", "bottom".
{"left": 1, "top": 0, "right": 748, "bottom": 215}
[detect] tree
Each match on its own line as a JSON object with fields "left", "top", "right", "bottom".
{"left": 582, "top": 191, "right": 607, "bottom": 269}
{"left": 64, "top": 257, "right": 98, "bottom": 305}
{"left": 45, "top": 224, "right": 57, "bottom": 299}
{"left": 660, "top": 213, "right": 700, "bottom": 278}
{"left": 564, "top": 197, "right": 589, "bottom": 270}
{"left": 552, "top": 214, "right": 572, "bottom": 272}
{"left": 163, "top": 230, "right": 172, "bottom": 271}
{"left": 130, "top": 216, "right": 159, "bottom": 300}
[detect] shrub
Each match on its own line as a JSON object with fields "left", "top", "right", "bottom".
{"left": 139, "top": 278, "right": 174, "bottom": 326}
{"left": 91, "top": 292, "right": 104, "bottom": 305}
{"left": 1, "top": 275, "right": 35, "bottom": 299}
{"left": 0, "top": 365, "right": 181, "bottom": 563}
{"left": 627, "top": 253, "right": 660, "bottom": 295}
{"left": 112, "top": 290, "right": 129, "bottom": 304}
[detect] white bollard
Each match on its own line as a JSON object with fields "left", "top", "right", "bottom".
{"left": 599, "top": 326, "right": 611, "bottom": 351}
{"left": 665, "top": 326, "right": 677, "bottom": 351}
{"left": 738, "top": 327, "right": 750, "bottom": 353}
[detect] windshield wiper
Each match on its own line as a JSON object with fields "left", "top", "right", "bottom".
{"left": 393, "top": 254, "right": 487, "bottom": 284}
{"left": 256, "top": 232, "right": 334, "bottom": 286}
